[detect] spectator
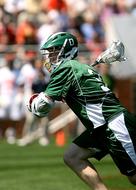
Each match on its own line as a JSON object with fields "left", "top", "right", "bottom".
{"left": 41, "top": 0, "right": 67, "bottom": 12}
{"left": 16, "top": 15, "right": 38, "bottom": 45}
{"left": 17, "top": 66, "right": 50, "bottom": 146}
{"left": 37, "top": 10, "right": 61, "bottom": 45}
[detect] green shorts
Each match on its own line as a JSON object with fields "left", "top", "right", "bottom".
{"left": 73, "top": 110, "right": 136, "bottom": 176}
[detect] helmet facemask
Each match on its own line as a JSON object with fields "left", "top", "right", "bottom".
{"left": 41, "top": 47, "right": 62, "bottom": 72}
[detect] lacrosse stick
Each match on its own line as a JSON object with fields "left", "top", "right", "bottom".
{"left": 92, "top": 40, "right": 127, "bottom": 67}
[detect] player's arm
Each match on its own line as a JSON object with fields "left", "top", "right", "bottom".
{"left": 27, "top": 65, "right": 73, "bottom": 117}
{"left": 27, "top": 92, "right": 54, "bottom": 117}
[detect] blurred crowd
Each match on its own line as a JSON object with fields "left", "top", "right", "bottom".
{"left": 0, "top": 0, "right": 136, "bottom": 146}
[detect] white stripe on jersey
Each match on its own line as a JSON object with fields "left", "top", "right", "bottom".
{"left": 86, "top": 103, "right": 106, "bottom": 128}
{"left": 108, "top": 113, "right": 136, "bottom": 165}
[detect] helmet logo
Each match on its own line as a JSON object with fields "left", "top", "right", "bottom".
{"left": 69, "top": 38, "right": 74, "bottom": 46}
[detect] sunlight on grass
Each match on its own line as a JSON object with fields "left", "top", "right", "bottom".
{"left": 0, "top": 141, "right": 134, "bottom": 190}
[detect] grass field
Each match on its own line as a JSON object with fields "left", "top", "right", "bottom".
{"left": 0, "top": 139, "right": 135, "bottom": 190}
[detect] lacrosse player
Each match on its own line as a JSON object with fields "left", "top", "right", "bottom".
{"left": 27, "top": 32, "right": 136, "bottom": 190}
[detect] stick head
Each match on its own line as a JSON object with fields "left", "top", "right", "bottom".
{"left": 92, "top": 40, "right": 127, "bottom": 67}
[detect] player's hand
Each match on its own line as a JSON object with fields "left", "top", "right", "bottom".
{"left": 27, "top": 92, "right": 54, "bottom": 117}
{"left": 27, "top": 93, "right": 39, "bottom": 112}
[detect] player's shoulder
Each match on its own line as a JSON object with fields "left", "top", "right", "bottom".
{"left": 50, "top": 60, "right": 74, "bottom": 77}
{"left": 62, "top": 59, "right": 80, "bottom": 67}
{"left": 53, "top": 59, "right": 80, "bottom": 72}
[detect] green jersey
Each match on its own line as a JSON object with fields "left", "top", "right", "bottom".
{"left": 45, "top": 60, "right": 125, "bottom": 131}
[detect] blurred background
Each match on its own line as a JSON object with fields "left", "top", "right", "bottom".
{"left": 0, "top": 0, "right": 136, "bottom": 148}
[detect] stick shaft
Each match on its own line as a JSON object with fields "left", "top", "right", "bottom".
{"left": 91, "top": 60, "right": 100, "bottom": 67}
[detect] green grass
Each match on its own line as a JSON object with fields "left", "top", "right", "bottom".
{"left": 0, "top": 140, "right": 135, "bottom": 190}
